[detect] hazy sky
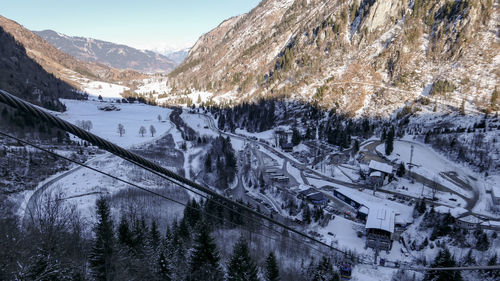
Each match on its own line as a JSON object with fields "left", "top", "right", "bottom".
{"left": 1, "top": 0, "right": 261, "bottom": 50}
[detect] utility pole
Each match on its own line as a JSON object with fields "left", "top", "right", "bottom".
{"left": 409, "top": 145, "right": 414, "bottom": 183}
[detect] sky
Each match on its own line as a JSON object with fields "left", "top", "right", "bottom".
{"left": 1, "top": 0, "right": 261, "bottom": 51}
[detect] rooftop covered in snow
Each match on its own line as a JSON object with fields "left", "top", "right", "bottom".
{"left": 491, "top": 184, "right": 500, "bottom": 197}
{"left": 365, "top": 208, "right": 395, "bottom": 234}
{"left": 368, "top": 160, "right": 393, "bottom": 174}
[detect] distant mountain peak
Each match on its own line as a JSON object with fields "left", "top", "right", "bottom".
{"left": 34, "top": 29, "right": 178, "bottom": 73}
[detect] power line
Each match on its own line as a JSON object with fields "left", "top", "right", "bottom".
{"left": 0, "top": 89, "right": 344, "bottom": 254}
{"left": 1, "top": 90, "right": 499, "bottom": 272}
{"left": 0, "top": 130, "right": 331, "bottom": 257}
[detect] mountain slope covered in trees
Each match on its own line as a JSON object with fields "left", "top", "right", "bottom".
{"left": 169, "top": 0, "right": 498, "bottom": 117}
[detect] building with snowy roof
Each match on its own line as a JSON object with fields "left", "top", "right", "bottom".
{"left": 456, "top": 215, "right": 481, "bottom": 230}
{"left": 365, "top": 208, "right": 395, "bottom": 251}
{"left": 491, "top": 184, "right": 500, "bottom": 205}
{"left": 306, "top": 192, "right": 328, "bottom": 205}
{"left": 367, "top": 160, "right": 393, "bottom": 187}
{"left": 369, "top": 160, "right": 393, "bottom": 174}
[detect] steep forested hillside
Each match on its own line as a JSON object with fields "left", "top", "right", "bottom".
{"left": 170, "top": 0, "right": 498, "bottom": 117}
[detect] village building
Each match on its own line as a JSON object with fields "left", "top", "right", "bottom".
{"left": 281, "top": 142, "right": 294, "bottom": 152}
{"left": 456, "top": 215, "right": 482, "bottom": 230}
{"left": 491, "top": 184, "right": 500, "bottom": 205}
{"left": 367, "top": 160, "right": 393, "bottom": 187}
{"left": 358, "top": 206, "right": 369, "bottom": 221}
{"left": 306, "top": 192, "right": 328, "bottom": 205}
{"left": 365, "top": 208, "right": 395, "bottom": 251}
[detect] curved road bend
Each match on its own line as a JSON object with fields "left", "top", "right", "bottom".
{"left": 22, "top": 152, "right": 110, "bottom": 227}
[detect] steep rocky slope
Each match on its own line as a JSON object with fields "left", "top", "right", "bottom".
{"left": 35, "top": 30, "right": 177, "bottom": 73}
{"left": 0, "top": 26, "right": 84, "bottom": 111}
{"left": 0, "top": 16, "right": 145, "bottom": 89}
{"left": 169, "top": 0, "right": 499, "bottom": 117}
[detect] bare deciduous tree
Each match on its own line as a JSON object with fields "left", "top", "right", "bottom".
{"left": 117, "top": 123, "right": 125, "bottom": 137}
{"left": 76, "top": 120, "right": 93, "bottom": 131}
{"left": 139, "top": 126, "right": 146, "bottom": 137}
{"left": 149, "top": 125, "right": 156, "bottom": 137}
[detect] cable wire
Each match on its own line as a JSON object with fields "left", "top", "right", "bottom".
{"left": 2, "top": 90, "right": 499, "bottom": 272}
{"left": 0, "top": 130, "right": 331, "bottom": 257}
{"left": 0, "top": 89, "right": 344, "bottom": 254}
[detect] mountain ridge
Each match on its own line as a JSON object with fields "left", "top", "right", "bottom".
{"left": 0, "top": 15, "right": 146, "bottom": 90}
{"left": 34, "top": 29, "right": 177, "bottom": 73}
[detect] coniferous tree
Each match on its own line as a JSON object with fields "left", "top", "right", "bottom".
{"left": 396, "top": 162, "right": 406, "bottom": 177}
{"left": 353, "top": 139, "right": 359, "bottom": 153}
{"left": 476, "top": 232, "right": 489, "bottom": 251}
{"left": 187, "top": 223, "right": 223, "bottom": 281}
{"left": 485, "top": 253, "right": 499, "bottom": 279}
{"left": 424, "top": 248, "right": 462, "bottom": 281}
{"left": 303, "top": 204, "right": 312, "bottom": 224}
{"left": 417, "top": 199, "right": 426, "bottom": 214}
{"left": 117, "top": 216, "right": 134, "bottom": 248}
{"left": 226, "top": 237, "right": 259, "bottom": 281}
{"left": 292, "top": 128, "right": 302, "bottom": 146}
{"left": 157, "top": 250, "right": 172, "bottom": 281}
{"left": 385, "top": 127, "right": 394, "bottom": 155}
{"left": 311, "top": 256, "right": 339, "bottom": 281}
{"left": 264, "top": 252, "right": 280, "bottom": 281}
{"left": 204, "top": 154, "right": 212, "bottom": 172}
{"left": 150, "top": 220, "right": 161, "bottom": 250}
{"left": 89, "top": 197, "right": 115, "bottom": 281}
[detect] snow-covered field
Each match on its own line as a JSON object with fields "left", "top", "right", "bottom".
{"left": 82, "top": 80, "right": 128, "bottom": 99}
{"left": 376, "top": 139, "right": 474, "bottom": 198}
{"left": 135, "top": 77, "right": 170, "bottom": 95}
{"left": 57, "top": 99, "right": 173, "bottom": 148}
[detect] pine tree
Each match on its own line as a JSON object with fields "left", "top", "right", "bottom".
{"left": 485, "top": 253, "right": 499, "bottom": 278}
{"left": 303, "top": 204, "right": 312, "bottom": 224}
{"left": 292, "top": 128, "right": 302, "bottom": 146}
{"left": 150, "top": 220, "right": 161, "bottom": 250}
{"left": 264, "top": 252, "right": 280, "bottom": 281}
{"left": 353, "top": 139, "right": 359, "bottom": 153}
{"left": 89, "top": 197, "right": 115, "bottom": 281}
{"left": 204, "top": 154, "right": 212, "bottom": 172}
{"left": 381, "top": 128, "right": 386, "bottom": 141}
{"left": 417, "top": 199, "right": 426, "bottom": 214}
{"left": 396, "top": 162, "right": 406, "bottom": 177}
{"left": 187, "top": 223, "right": 223, "bottom": 281}
{"left": 311, "top": 256, "right": 339, "bottom": 281}
{"left": 385, "top": 126, "right": 394, "bottom": 155}
{"left": 117, "top": 216, "right": 134, "bottom": 248}
{"left": 476, "top": 232, "right": 489, "bottom": 251}
{"left": 226, "top": 237, "right": 259, "bottom": 281}
{"left": 157, "top": 251, "right": 172, "bottom": 281}
{"left": 424, "top": 248, "right": 463, "bottom": 281}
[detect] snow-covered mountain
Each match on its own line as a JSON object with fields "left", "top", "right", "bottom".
{"left": 169, "top": 0, "right": 499, "bottom": 117}
{"left": 164, "top": 48, "right": 190, "bottom": 65}
{"left": 35, "top": 29, "right": 177, "bottom": 73}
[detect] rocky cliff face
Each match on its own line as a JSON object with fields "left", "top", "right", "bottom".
{"left": 35, "top": 30, "right": 177, "bottom": 73}
{"left": 169, "top": 0, "right": 499, "bottom": 117}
